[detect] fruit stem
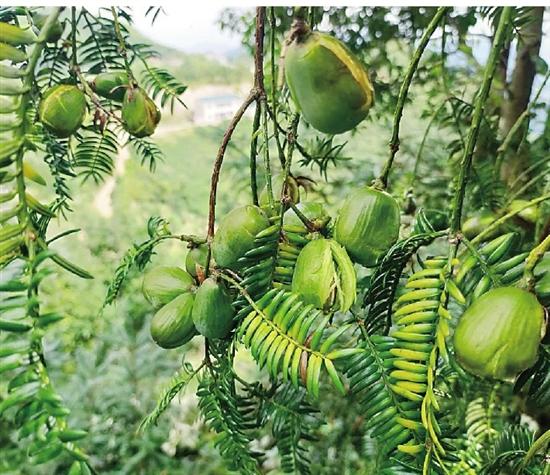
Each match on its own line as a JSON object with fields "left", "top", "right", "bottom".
{"left": 448, "top": 7, "right": 512, "bottom": 236}
{"left": 111, "top": 7, "right": 136, "bottom": 86}
{"left": 377, "top": 7, "right": 448, "bottom": 191}
{"left": 470, "top": 193, "right": 550, "bottom": 246}
{"left": 521, "top": 233, "right": 550, "bottom": 292}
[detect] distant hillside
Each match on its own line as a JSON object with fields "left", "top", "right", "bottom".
{"left": 130, "top": 28, "right": 251, "bottom": 86}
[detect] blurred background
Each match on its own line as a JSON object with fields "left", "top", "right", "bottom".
{"left": 1, "top": 6, "right": 549, "bottom": 474}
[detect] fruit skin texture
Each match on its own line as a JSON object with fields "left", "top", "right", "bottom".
{"left": 212, "top": 205, "right": 270, "bottom": 270}
{"left": 192, "top": 277, "right": 235, "bottom": 339}
{"left": 39, "top": 85, "right": 86, "bottom": 137}
{"left": 259, "top": 174, "right": 300, "bottom": 208}
{"left": 91, "top": 71, "right": 129, "bottom": 102}
{"left": 292, "top": 238, "right": 356, "bottom": 312}
{"left": 334, "top": 187, "right": 400, "bottom": 267}
{"left": 142, "top": 266, "right": 194, "bottom": 308}
{"left": 185, "top": 244, "right": 209, "bottom": 278}
{"left": 284, "top": 201, "right": 330, "bottom": 230}
{"left": 454, "top": 287, "right": 544, "bottom": 380}
{"left": 285, "top": 31, "right": 374, "bottom": 135}
{"left": 150, "top": 292, "right": 196, "bottom": 349}
{"left": 121, "top": 87, "right": 160, "bottom": 137}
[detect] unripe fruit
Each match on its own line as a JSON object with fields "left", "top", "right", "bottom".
{"left": 285, "top": 31, "right": 374, "bottom": 135}
{"left": 454, "top": 287, "right": 545, "bottom": 380}
{"left": 292, "top": 237, "right": 356, "bottom": 312}
{"left": 39, "top": 84, "right": 86, "bottom": 137}
{"left": 91, "top": 71, "right": 129, "bottom": 102}
{"left": 33, "top": 14, "right": 64, "bottom": 43}
{"left": 121, "top": 87, "right": 160, "bottom": 138}
{"left": 259, "top": 174, "right": 300, "bottom": 208}
{"left": 150, "top": 292, "right": 196, "bottom": 349}
{"left": 185, "top": 244, "right": 209, "bottom": 278}
{"left": 462, "top": 210, "right": 499, "bottom": 240}
{"left": 142, "top": 266, "right": 194, "bottom": 308}
{"left": 284, "top": 201, "right": 330, "bottom": 230}
{"left": 212, "top": 205, "right": 270, "bottom": 270}
{"left": 508, "top": 200, "right": 539, "bottom": 224}
{"left": 334, "top": 187, "right": 400, "bottom": 267}
{"left": 192, "top": 277, "right": 235, "bottom": 339}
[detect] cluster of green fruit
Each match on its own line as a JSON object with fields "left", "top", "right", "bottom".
{"left": 38, "top": 71, "right": 160, "bottom": 138}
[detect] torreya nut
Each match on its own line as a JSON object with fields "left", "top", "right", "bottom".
{"left": 508, "top": 200, "right": 539, "bottom": 224}
{"left": 292, "top": 237, "right": 356, "bottom": 312}
{"left": 212, "top": 205, "right": 270, "bottom": 270}
{"left": 259, "top": 174, "right": 300, "bottom": 209}
{"left": 185, "top": 244, "right": 209, "bottom": 278}
{"left": 91, "top": 71, "right": 129, "bottom": 102}
{"left": 150, "top": 292, "right": 197, "bottom": 349}
{"left": 121, "top": 87, "right": 160, "bottom": 138}
{"left": 33, "top": 14, "right": 64, "bottom": 43}
{"left": 142, "top": 266, "right": 195, "bottom": 308}
{"left": 192, "top": 277, "right": 235, "bottom": 339}
{"left": 284, "top": 31, "right": 374, "bottom": 135}
{"left": 284, "top": 201, "right": 330, "bottom": 230}
{"left": 38, "top": 84, "right": 86, "bottom": 138}
{"left": 454, "top": 287, "right": 545, "bottom": 380}
{"left": 334, "top": 187, "right": 400, "bottom": 267}
{"left": 462, "top": 210, "right": 499, "bottom": 240}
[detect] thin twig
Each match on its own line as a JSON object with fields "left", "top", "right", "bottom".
{"left": 376, "top": 7, "right": 448, "bottom": 190}
{"left": 448, "top": 7, "right": 512, "bottom": 235}
{"left": 521, "top": 233, "right": 550, "bottom": 292}
{"left": 111, "top": 7, "right": 136, "bottom": 86}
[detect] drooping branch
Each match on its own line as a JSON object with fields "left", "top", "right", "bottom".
{"left": 205, "top": 8, "right": 266, "bottom": 265}
{"left": 375, "top": 7, "right": 448, "bottom": 190}
{"left": 448, "top": 7, "right": 512, "bottom": 235}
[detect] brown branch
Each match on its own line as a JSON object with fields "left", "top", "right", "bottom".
{"left": 206, "top": 7, "right": 267, "bottom": 249}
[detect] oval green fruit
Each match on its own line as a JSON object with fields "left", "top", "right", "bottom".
{"left": 39, "top": 84, "right": 86, "bottom": 137}
{"left": 259, "top": 174, "right": 300, "bottom": 209}
{"left": 142, "top": 266, "right": 194, "bottom": 308}
{"left": 192, "top": 277, "right": 235, "bottom": 339}
{"left": 212, "top": 205, "right": 270, "bottom": 270}
{"left": 454, "top": 287, "right": 544, "bottom": 380}
{"left": 121, "top": 87, "right": 160, "bottom": 138}
{"left": 150, "top": 292, "right": 196, "bottom": 349}
{"left": 91, "top": 71, "right": 129, "bottom": 102}
{"left": 508, "top": 200, "right": 539, "bottom": 224}
{"left": 334, "top": 187, "right": 400, "bottom": 267}
{"left": 284, "top": 201, "right": 330, "bottom": 230}
{"left": 34, "top": 14, "right": 64, "bottom": 43}
{"left": 462, "top": 210, "right": 499, "bottom": 240}
{"left": 285, "top": 31, "right": 374, "bottom": 135}
{"left": 292, "top": 237, "right": 356, "bottom": 312}
{"left": 185, "top": 244, "right": 209, "bottom": 278}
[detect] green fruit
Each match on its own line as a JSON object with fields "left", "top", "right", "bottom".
{"left": 150, "top": 292, "right": 196, "bottom": 349}
{"left": 284, "top": 201, "right": 330, "bottom": 230}
{"left": 0, "top": 22, "right": 37, "bottom": 45}
{"left": 285, "top": 31, "right": 374, "bottom": 135}
{"left": 142, "top": 266, "right": 194, "bottom": 308}
{"left": 39, "top": 84, "right": 86, "bottom": 137}
{"left": 334, "top": 187, "right": 400, "bottom": 267}
{"left": 91, "top": 71, "right": 129, "bottom": 102}
{"left": 192, "top": 277, "right": 235, "bottom": 339}
{"left": 292, "top": 238, "right": 356, "bottom": 312}
{"left": 33, "top": 14, "right": 64, "bottom": 43}
{"left": 185, "top": 244, "right": 209, "bottom": 278}
{"left": 259, "top": 174, "right": 300, "bottom": 208}
{"left": 454, "top": 287, "right": 544, "bottom": 380}
{"left": 534, "top": 253, "right": 550, "bottom": 306}
{"left": 462, "top": 210, "right": 499, "bottom": 240}
{"left": 508, "top": 200, "right": 539, "bottom": 224}
{"left": 212, "top": 205, "right": 270, "bottom": 270}
{"left": 121, "top": 87, "right": 160, "bottom": 138}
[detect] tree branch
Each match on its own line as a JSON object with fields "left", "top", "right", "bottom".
{"left": 375, "top": 7, "right": 448, "bottom": 190}
{"left": 449, "top": 7, "right": 512, "bottom": 235}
